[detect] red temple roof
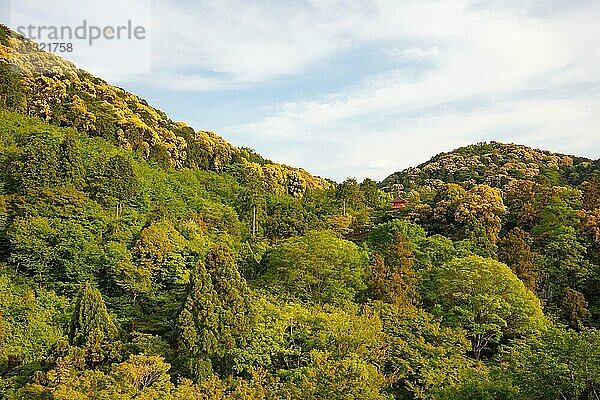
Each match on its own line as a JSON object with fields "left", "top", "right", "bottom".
{"left": 390, "top": 197, "right": 408, "bottom": 209}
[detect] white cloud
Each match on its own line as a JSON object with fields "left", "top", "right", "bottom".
{"left": 223, "top": 0, "right": 600, "bottom": 181}
{"left": 132, "top": 0, "right": 499, "bottom": 88}
{"left": 8, "top": 0, "right": 600, "bottom": 181}
{"left": 389, "top": 46, "right": 441, "bottom": 62}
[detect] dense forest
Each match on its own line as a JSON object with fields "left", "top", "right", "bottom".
{"left": 380, "top": 141, "right": 598, "bottom": 190}
{"left": 2, "top": 25, "right": 600, "bottom": 399}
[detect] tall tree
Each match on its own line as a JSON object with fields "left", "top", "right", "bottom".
{"left": 533, "top": 197, "right": 589, "bottom": 291}
{"left": 498, "top": 228, "right": 538, "bottom": 291}
{"left": 59, "top": 133, "right": 85, "bottom": 187}
{"left": 261, "top": 231, "right": 367, "bottom": 304}
{"left": 366, "top": 229, "right": 419, "bottom": 307}
{"left": 105, "top": 155, "right": 138, "bottom": 218}
{"left": 89, "top": 154, "right": 138, "bottom": 218}
{"left": 177, "top": 244, "right": 253, "bottom": 381}
{"left": 336, "top": 178, "right": 365, "bottom": 215}
{"left": 422, "top": 256, "right": 545, "bottom": 358}
{"left": 69, "top": 281, "right": 118, "bottom": 347}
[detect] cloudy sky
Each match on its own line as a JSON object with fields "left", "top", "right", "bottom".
{"left": 7, "top": 0, "right": 600, "bottom": 181}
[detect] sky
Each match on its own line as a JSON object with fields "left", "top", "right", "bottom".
{"left": 6, "top": 0, "right": 600, "bottom": 181}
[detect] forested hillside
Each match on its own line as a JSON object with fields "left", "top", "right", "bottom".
{"left": 0, "top": 25, "right": 329, "bottom": 197}
{"left": 381, "top": 141, "right": 598, "bottom": 190}
{"left": 2, "top": 24, "right": 600, "bottom": 400}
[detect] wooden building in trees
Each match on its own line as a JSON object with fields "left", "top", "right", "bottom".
{"left": 390, "top": 196, "right": 408, "bottom": 209}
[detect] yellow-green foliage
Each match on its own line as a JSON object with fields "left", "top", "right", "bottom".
{"left": 240, "top": 158, "right": 331, "bottom": 197}
{"left": 0, "top": 27, "right": 331, "bottom": 195}
{"left": 382, "top": 141, "right": 589, "bottom": 190}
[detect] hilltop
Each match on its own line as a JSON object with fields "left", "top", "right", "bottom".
{"left": 381, "top": 141, "right": 598, "bottom": 190}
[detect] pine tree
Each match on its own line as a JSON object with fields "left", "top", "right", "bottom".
{"left": 205, "top": 244, "right": 253, "bottom": 350}
{"left": 178, "top": 262, "right": 218, "bottom": 356}
{"left": 69, "top": 281, "right": 118, "bottom": 346}
{"left": 177, "top": 244, "right": 253, "bottom": 380}
{"left": 177, "top": 265, "right": 218, "bottom": 380}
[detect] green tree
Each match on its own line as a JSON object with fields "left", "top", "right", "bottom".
{"left": 132, "top": 220, "right": 188, "bottom": 288}
{"left": 336, "top": 178, "right": 365, "bottom": 215}
{"left": 437, "top": 373, "right": 519, "bottom": 400}
{"left": 178, "top": 261, "right": 218, "bottom": 381}
{"left": 89, "top": 154, "right": 138, "bottom": 218}
{"left": 0, "top": 62, "right": 25, "bottom": 111}
{"left": 367, "top": 220, "right": 426, "bottom": 267}
{"left": 9, "top": 217, "right": 102, "bottom": 290}
{"left": 533, "top": 197, "right": 589, "bottom": 291}
{"left": 8, "top": 216, "right": 56, "bottom": 287}
{"left": 360, "top": 178, "right": 385, "bottom": 209}
{"left": 422, "top": 256, "right": 545, "bottom": 358}
{"left": 59, "top": 132, "right": 85, "bottom": 187}
{"left": 502, "top": 327, "right": 600, "bottom": 400}
{"left": 177, "top": 244, "right": 253, "bottom": 381}
{"left": 0, "top": 269, "right": 65, "bottom": 375}
{"left": 106, "top": 241, "right": 151, "bottom": 304}
{"left": 14, "top": 132, "right": 62, "bottom": 192}
{"left": 498, "top": 228, "right": 538, "bottom": 291}
{"left": 282, "top": 351, "right": 388, "bottom": 400}
{"left": 264, "top": 195, "right": 307, "bottom": 240}
{"left": 376, "top": 303, "right": 477, "bottom": 399}
{"left": 415, "top": 234, "right": 457, "bottom": 270}
{"left": 69, "top": 282, "right": 118, "bottom": 347}
{"left": 261, "top": 231, "right": 367, "bottom": 304}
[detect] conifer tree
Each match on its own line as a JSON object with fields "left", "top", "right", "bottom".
{"left": 177, "top": 244, "right": 253, "bottom": 380}
{"left": 177, "top": 261, "right": 219, "bottom": 380}
{"left": 69, "top": 281, "right": 118, "bottom": 346}
{"left": 205, "top": 244, "right": 253, "bottom": 350}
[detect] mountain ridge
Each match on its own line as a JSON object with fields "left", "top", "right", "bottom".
{"left": 0, "top": 25, "right": 331, "bottom": 196}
